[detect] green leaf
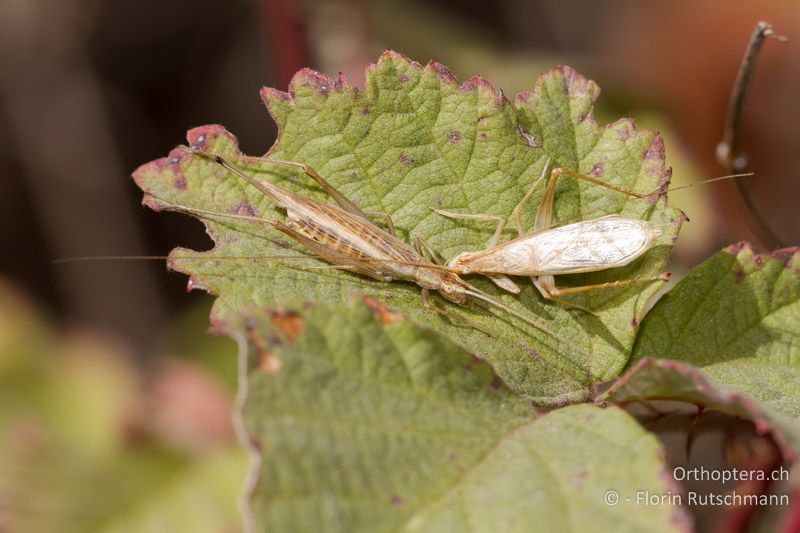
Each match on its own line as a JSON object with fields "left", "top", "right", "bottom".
{"left": 630, "top": 243, "right": 800, "bottom": 420}
{"left": 601, "top": 358, "right": 800, "bottom": 461}
{"left": 0, "top": 283, "right": 248, "bottom": 533}
{"left": 134, "top": 52, "right": 681, "bottom": 403}
{"left": 230, "top": 300, "right": 688, "bottom": 532}
{"left": 97, "top": 448, "right": 248, "bottom": 533}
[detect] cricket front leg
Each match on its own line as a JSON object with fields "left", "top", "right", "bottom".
{"left": 413, "top": 235, "right": 448, "bottom": 266}
{"left": 431, "top": 210, "right": 507, "bottom": 249}
{"left": 420, "top": 288, "right": 492, "bottom": 336}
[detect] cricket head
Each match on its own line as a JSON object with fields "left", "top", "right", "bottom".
{"left": 436, "top": 271, "right": 472, "bottom": 305}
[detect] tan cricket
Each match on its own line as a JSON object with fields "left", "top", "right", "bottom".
{"left": 433, "top": 160, "right": 670, "bottom": 311}
{"left": 158, "top": 148, "right": 563, "bottom": 338}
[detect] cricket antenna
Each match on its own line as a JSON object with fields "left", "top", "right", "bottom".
{"left": 464, "top": 286, "right": 559, "bottom": 342}
{"left": 52, "top": 255, "right": 169, "bottom": 264}
{"left": 463, "top": 284, "right": 594, "bottom": 369}
{"left": 665, "top": 172, "right": 754, "bottom": 193}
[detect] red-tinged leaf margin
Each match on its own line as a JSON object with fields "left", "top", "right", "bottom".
{"left": 132, "top": 50, "right": 681, "bottom": 404}
{"left": 599, "top": 358, "right": 800, "bottom": 462}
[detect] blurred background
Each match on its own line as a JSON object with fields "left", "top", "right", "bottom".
{"left": 0, "top": 0, "right": 797, "bottom": 531}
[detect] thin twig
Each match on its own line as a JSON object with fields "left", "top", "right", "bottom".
{"left": 716, "top": 21, "right": 788, "bottom": 248}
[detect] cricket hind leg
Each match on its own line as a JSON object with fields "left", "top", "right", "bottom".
{"left": 532, "top": 275, "right": 597, "bottom": 315}
{"left": 146, "top": 193, "right": 282, "bottom": 229}
{"left": 362, "top": 210, "right": 397, "bottom": 236}
{"left": 528, "top": 166, "right": 646, "bottom": 234}
{"left": 240, "top": 156, "right": 400, "bottom": 236}
{"left": 532, "top": 273, "right": 670, "bottom": 314}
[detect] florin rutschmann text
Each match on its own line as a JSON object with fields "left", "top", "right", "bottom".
{"left": 603, "top": 466, "right": 790, "bottom": 508}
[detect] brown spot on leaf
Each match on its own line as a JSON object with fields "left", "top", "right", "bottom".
{"left": 258, "top": 352, "right": 283, "bottom": 375}
{"left": 244, "top": 320, "right": 284, "bottom": 375}
{"left": 269, "top": 310, "right": 305, "bottom": 343}
{"left": 399, "top": 73, "right": 409, "bottom": 83}
{"left": 490, "top": 376, "right": 502, "bottom": 390}
{"left": 570, "top": 468, "right": 588, "bottom": 490}
{"left": 173, "top": 176, "right": 187, "bottom": 190}
{"left": 235, "top": 202, "right": 255, "bottom": 217}
{"left": 461, "top": 355, "right": 486, "bottom": 373}
{"left": 362, "top": 295, "right": 401, "bottom": 324}
{"left": 448, "top": 130, "right": 461, "bottom": 144}
{"left": 735, "top": 271, "right": 745, "bottom": 284}
{"left": 271, "top": 238, "right": 291, "bottom": 249}
{"left": 399, "top": 152, "right": 414, "bottom": 166}
{"left": 390, "top": 495, "right": 405, "bottom": 507}
{"left": 362, "top": 107, "right": 370, "bottom": 115}
{"left": 592, "top": 163, "right": 604, "bottom": 177}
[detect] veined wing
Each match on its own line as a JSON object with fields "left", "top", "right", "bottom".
{"left": 526, "top": 215, "right": 659, "bottom": 274}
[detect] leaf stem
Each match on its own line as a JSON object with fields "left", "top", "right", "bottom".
{"left": 716, "top": 21, "right": 788, "bottom": 249}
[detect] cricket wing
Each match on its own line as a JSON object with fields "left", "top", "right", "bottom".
{"left": 273, "top": 222, "right": 391, "bottom": 281}
{"left": 528, "top": 216, "right": 659, "bottom": 274}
